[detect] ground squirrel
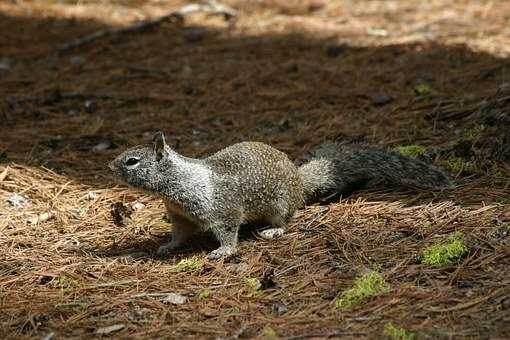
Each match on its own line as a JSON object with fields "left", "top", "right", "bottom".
{"left": 109, "top": 131, "right": 452, "bottom": 259}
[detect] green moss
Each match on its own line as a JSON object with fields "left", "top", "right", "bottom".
{"left": 245, "top": 277, "right": 262, "bottom": 297}
{"left": 482, "top": 265, "right": 495, "bottom": 273}
{"left": 422, "top": 232, "right": 468, "bottom": 267}
{"left": 414, "top": 83, "right": 437, "bottom": 97}
{"left": 394, "top": 145, "right": 427, "bottom": 158}
{"left": 57, "top": 274, "right": 79, "bottom": 297}
{"left": 460, "top": 125, "right": 484, "bottom": 141}
{"left": 262, "top": 326, "right": 279, "bottom": 340}
{"left": 384, "top": 323, "right": 415, "bottom": 340}
{"left": 170, "top": 258, "right": 204, "bottom": 274}
{"left": 441, "top": 156, "right": 475, "bottom": 173}
{"left": 198, "top": 288, "right": 212, "bottom": 299}
{"left": 489, "top": 163, "right": 509, "bottom": 185}
{"left": 334, "top": 271, "right": 391, "bottom": 309}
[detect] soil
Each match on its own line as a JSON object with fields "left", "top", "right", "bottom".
{"left": 1, "top": 1, "right": 509, "bottom": 339}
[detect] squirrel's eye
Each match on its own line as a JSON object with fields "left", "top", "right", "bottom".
{"left": 125, "top": 157, "right": 139, "bottom": 166}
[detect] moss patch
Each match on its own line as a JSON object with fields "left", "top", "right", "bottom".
{"left": 334, "top": 271, "right": 391, "bottom": 309}
{"left": 422, "top": 231, "right": 468, "bottom": 267}
{"left": 198, "top": 288, "right": 212, "bottom": 299}
{"left": 488, "top": 163, "right": 509, "bottom": 185}
{"left": 413, "top": 83, "right": 438, "bottom": 98}
{"left": 384, "top": 323, "right": 415, "bottom": 340}
{"left": 441, "top": 156, "right": 475, "bottom": 173}
{"left": 245, "top": 277, "right": 262, "bottom": 297}
{"left": 170, "top": 258, "right": 204, "bottom": 274}
{"left": 460, "top": 125, "right": 485, "bottom": 141}
{"left": 262, "top": 326, "right": 279, "bottom": 340}
{"left": 394, "top": 145, "right": 427, "bottom": 158}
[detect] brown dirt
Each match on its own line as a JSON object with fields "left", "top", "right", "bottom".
{"left": 1, "top": 1, "right": 509, "bottom": 339}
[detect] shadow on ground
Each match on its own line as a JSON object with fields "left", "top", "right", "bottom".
{"left": 1, "top": 10, "right": 508, "bottom": 187}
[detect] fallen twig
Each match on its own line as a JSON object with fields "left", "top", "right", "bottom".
{"left": 57, "top": 1, "right": 236, "bottom": 51}
{"left": 8, "top": 90, "right": 177, "bottom": 106}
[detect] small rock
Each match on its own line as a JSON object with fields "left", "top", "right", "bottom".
{"left": 7, "top": 193, "right": 28, "bottom": 207}
{"left": 84, "top": 100, "right": 97, "bottom": 113}
{"left": 131, "top": 201, "right": 145, "bottom": 211}
{"left": 95, "top": 324, "right": 125, "bottom": 335}
{"left": 162, "top": 293, "right": 187, "bottom": 305}
{"left": 372, "top": 94, "right": 393, "bottom": 106}
{"left": 92, "top": 142, "right": 111, "bottom": 152}
{"left": 326, "top": 44, "right": 344, "bottom": 57}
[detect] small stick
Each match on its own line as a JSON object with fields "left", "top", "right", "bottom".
{"left": 8, "top": 90, "right": 177, "bottom": 105}
{"left": 57, "top": 1, "right": 236, "bottom": 52}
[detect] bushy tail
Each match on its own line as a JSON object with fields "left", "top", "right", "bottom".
{"left": 298, "top": 143, "right": 453, "bottom": 202}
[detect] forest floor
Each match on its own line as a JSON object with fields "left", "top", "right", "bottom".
{"left": 0, "top": 0, "right": 509, "bottom": 339}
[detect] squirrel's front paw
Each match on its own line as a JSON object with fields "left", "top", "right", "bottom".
{"left": 207, "top": 246, "right": 234, "bottom": 260}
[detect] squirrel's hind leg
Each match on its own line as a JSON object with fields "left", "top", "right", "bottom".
{"left": 258, "top": 215, "right": 286, "bottom": 239}
{"left": 257, "top": 208, "right": 294, "bottom": 240}
{"left": 157, "top": 215, "right": 198, "bottom": 256}
{"left": 208, "top": 213, "right": 242, "bottom": 260}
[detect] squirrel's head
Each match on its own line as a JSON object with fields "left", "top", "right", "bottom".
{"left": 109, "top": 131, "right": 172, "bottom": 190}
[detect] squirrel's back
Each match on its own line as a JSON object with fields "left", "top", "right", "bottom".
{"left": 206, "top": 142, "right": 304, "bottom": 222}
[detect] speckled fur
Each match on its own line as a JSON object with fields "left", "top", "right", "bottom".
{"left": 109, "top": 133, "right": 452, "bottom": 259}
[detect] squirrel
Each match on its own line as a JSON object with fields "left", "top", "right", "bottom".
{"left": 109, "top": 131, "right": 452, "bottom": 259}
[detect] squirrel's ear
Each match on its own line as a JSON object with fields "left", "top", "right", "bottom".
{"left": 152, "top": 131, "right": 167, "bottom": 161}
